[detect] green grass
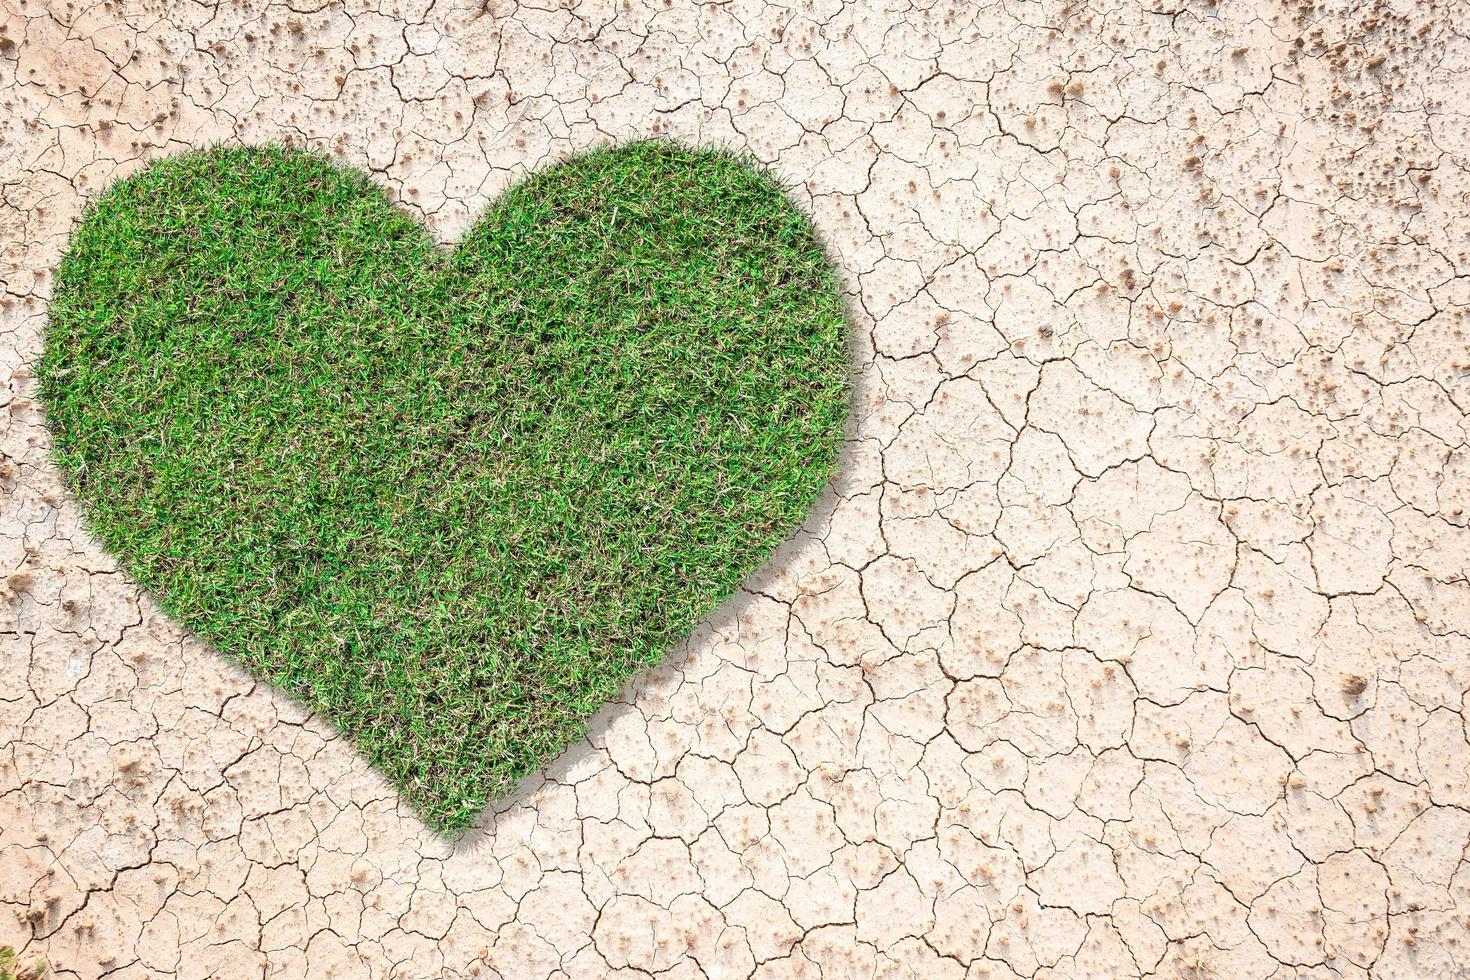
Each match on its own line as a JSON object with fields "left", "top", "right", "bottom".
{"left": 0, "top": 946, "right": 45, "bottom": 980}
{"left": 41, "top": 142, "right": 850, "bottom": 832}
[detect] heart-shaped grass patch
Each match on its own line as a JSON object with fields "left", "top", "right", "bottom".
{"left": 41, "top": 142, "right": 849, "bottom": 832}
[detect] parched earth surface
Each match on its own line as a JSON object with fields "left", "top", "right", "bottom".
{"left": 3, "top": 0, "right": 1469, "bottom": 976}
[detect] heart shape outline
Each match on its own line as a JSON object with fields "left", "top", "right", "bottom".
{"left": 40, "top": 142, "right": 850, "bottom": 832}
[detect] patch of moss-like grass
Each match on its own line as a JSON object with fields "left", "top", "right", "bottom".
{"left": 0, "top": 946, "right": 46, "bottom": 980}
{"left": 41, "top": 142, "right": 850, "bottom": 833}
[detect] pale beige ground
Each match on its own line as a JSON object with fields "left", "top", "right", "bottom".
{"left": 2, "top": 0, "right": 1468, "bottom": 976}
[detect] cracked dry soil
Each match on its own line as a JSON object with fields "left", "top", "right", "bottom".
{"left": 2, "top": 0, "right": 1469, "bottom": 977}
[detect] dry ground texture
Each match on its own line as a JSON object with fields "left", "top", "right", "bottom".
{"left": 2, "top": 0, "right": 1469, "bottom": 976}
